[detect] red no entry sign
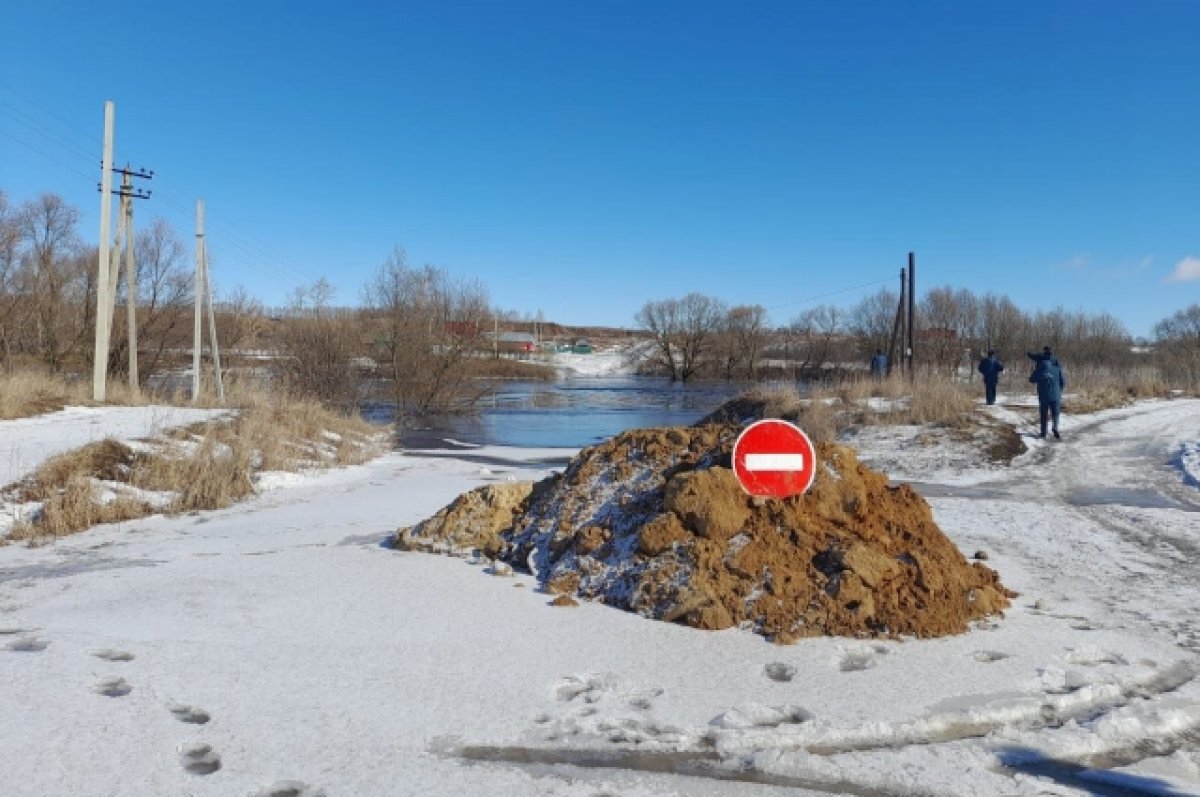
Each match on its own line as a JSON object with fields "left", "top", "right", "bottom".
{"left": 732, "top": 419, "right": 817, "bottom": 498}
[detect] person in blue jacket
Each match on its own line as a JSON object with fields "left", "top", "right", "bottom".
{"left": 869, "top": 349, "right": 888, "bottom": 383}
{"left": 1027, "top": 347, "right": 1065, "bottom": 439}
{"left": 977, "top": 350, "right": 1005, "bottom": 405}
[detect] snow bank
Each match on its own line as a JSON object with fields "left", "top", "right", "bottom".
{"left": 0, "top": 405, "right": 229, "bottom": 488}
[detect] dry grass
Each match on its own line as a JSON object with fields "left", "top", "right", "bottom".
{"left": 900, "top": 377, "right": 978, "bottom": 428}
{"left": 0, "top": 368, "right": 178, "bottom": 420}
{"left": 5, "top": 398, "right": 386, "bottom": 544}
{"left": 468, "top": 357, "right": 557, "bottom": 381}
{"left": 794, "top": 388, "right": 844, "bottom": 444}
{"left": 1065, "top": 366, "right": 1173, "bottom": 413}
{"left": 0, "top": 371, "right": 80, "bottom": 419}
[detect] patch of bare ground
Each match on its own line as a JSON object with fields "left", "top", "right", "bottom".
{"left": 3, "top": 401, "right": 386, "bottom": 544}
{"left": 397, "top": 420, "right": 1014, "bottom": 641}
{"left": 982, "top": 422, "right": 1026, "bottom": 463}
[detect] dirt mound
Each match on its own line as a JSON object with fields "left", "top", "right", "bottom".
{"left": 396, "top": 424, "right": 1014, "bottom": 640}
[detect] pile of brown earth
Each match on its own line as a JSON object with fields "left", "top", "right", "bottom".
{"left": 396, "top": 422, "right": 1014, "bottom": 641}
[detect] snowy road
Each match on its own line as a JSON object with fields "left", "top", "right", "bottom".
{"left": 2, "top": 400, "right": 1199, "bottom": 796}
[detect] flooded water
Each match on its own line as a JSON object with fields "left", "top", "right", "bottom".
{"left": 368, "top": 376, "right": 765, "bottom": 449}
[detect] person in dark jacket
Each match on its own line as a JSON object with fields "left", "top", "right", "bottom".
{"left": 977, "top": 350, "right": 1005, "bottom": 405}
{"left": 1027, "top": 348, "right": 1065, "bottom": 439}
{"left": 869, "top": 349, "right": 888, "bottom": 383}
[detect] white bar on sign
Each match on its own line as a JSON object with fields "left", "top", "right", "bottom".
{"left": 744, "top": 453, "right": 805, "bottom": 471}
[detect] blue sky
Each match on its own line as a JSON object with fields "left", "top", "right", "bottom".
{"left": 2, "top": 0, "right": 1197, "bottom": 336}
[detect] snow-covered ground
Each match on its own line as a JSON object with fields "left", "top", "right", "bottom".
{"left": 0, "top": 405, "right": 228, "bottom": 488}
{"left": 546, "top": 340, "right": 655, "bottom": 377}
{"left": 2, "top": 400, "right": 1200, "bottom": 796}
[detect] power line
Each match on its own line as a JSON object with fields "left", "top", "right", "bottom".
{"left": 767, "top": 275, "right": 896, "bottom": 312}
{"left": 0, "top": 99, "right": 99, "bottom": 164}
{"left": 0, "top": 128, "right": 96, "bottom": 182}
{"left": 0, "top": 81, "right": 103, "bottom": 149}
{"left": 0, "top": 101, "right": 323, "bottom": 295}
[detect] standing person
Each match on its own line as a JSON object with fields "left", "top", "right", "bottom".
{"left": 1027, "top": 347, "right": 1066, "bottom": 439}
{"left": 870, "top": 349, "right": 888, "bottom": 383}
{"left": 977, "top": 349, "right": 1005, "bottom": 405}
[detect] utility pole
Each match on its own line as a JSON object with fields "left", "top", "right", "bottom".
{"left": 93, "top": 101, "right": 114, "bottom": 401}
{"left": 113, "top": 166, "right": 152, "bottom": 393}
{"left": 192, "top": 199, "right": 223, "bottom": 404}
{"left": 193, "top": 200, "right": 204, "bottom": 403}
{"left": 887, "top": 266, "right": 905, "bottom": 377}
{"left": 204, "top": 236, "right": 224, "bottom": 404}
{"left": 906, "top": 251, "right": 916, "bottom": 379}
{"left": 91, "top": 99, "right": 152, "bottom": 401}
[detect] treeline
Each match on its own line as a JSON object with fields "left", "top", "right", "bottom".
{"left": 0, "top": 190, "right": 262, "bottom": 378}
{"left": 636, "top": 287, "right": 1199, "bottom": 386}
{"left": 0, "top": 189, "right": 528, "bottom": 417}
{"left": 6, "top": 187, "right": 1198, "bottom": 417}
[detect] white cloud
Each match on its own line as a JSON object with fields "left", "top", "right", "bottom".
{"left": 1166, "top": 256, "right": 1200, "bottom": 283}
{"left": 1056, "top": 254, "right": 1152, "bottom": 279}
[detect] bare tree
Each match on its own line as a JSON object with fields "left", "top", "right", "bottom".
{"left": 0, "top": 191, "right": 21, "bottom": 371}
{"left": 366, "top": 249, "right": 491, "bottom": 416}
{"left": 919, "top": 286, "right": 976, "bottom": 373}
{"left": 635, "top": 293, "right": 725, "bottom": 383}
{"left": 217, "top": 286, "right": 269, "bottom": 353}
{"left": 1154, "top": 304, "right": 1200, "bottom": 387}
{"left": 787, "top": 304, "right": 843, "bottom": 379}
{"left": 977, "top": 292, "right": 1024, "bottom": 361}
{"left": 715, "top": 304, "right": 769, "bottom": 379}
{"left": 634, "top": 298, "right": 681, "bottom": 381}
{"left": 106, "top": 217, "right": 193, "bottom": 381}
{"left": 18, "top": 194, "right": 86, "bottom": 371}
{"left": 847, "top": 288, "right": 898, "bottom": 361}
{"left": 275, "top": 309, "right": 365, "bottom": 412}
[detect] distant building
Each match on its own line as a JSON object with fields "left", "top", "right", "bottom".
{"left": 490, "top": 331, "right": 539, "bottom": 358}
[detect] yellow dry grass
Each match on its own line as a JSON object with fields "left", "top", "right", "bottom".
{"left": 1065, "top": 366, "right": 1173, "bottom": 413}
{"left": 4, "top": 399, "right": 386, "bottom": 544}
{"left": 0, "top": 371, "right": 79, "bottom": 419}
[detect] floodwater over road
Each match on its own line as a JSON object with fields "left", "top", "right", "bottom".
{"left": 369, "top": 376, "right": 768, "bottom": 449}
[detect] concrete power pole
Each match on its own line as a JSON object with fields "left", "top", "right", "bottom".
{"left": 204, "top": 240, "right": 224, "bottom": 404}
{"left": 193, "top": 200, "right": 205, "bottom": 403}
{"left": 191, "top": 199, "right": 224, "bottom": 405}
{"left": 124, "top": 186, "right": 138, "bottom": 391}
{"left": 93, "top": 101, "right": 115, "bottom": 401}
{"left": 110, "top": 166, "right": 152, "bottom": 392}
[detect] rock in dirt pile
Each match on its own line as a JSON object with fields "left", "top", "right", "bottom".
{"left": 395, "top": 423, "right": 1014, "bottom": 640}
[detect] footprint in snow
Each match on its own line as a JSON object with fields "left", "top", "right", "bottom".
{"left": 973, "top": 650, "right": 1010, "bottom": 663}
{"left": 179, "top": 741, "right": 221, "bottom": 775}
{"left": 95, "top": 677, "right": 132, "bottom": 697}
{"left": 710, "top": 704, "right": 814, "bottom": 729}
{"left": 168, "top": 703, "right": 211, "bottom": 724}
{"left": 838, "top": 644, "right": 888, "bottom": 672}
{"left": 764, "top": 661, "right": 797, "bottom": 682}
{"left": 5, "top": 635, "right": 48, "bottom": 652}
{"left": 251, "top": 782, "right": 327, "bottom": 797}
{"left": 92, "top": 648, "right": 135, "bottom": 662}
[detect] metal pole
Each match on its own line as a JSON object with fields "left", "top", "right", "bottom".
{"left": 193, "top": 200, "right": 204, "bottom": 403}
{"left": 93, "top": 101, "right": 115, "bottom": 401}
{"left": 906, "top": 252, "right": 916, "bottom": 380}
